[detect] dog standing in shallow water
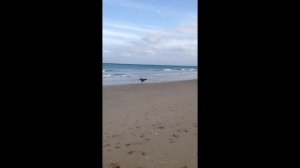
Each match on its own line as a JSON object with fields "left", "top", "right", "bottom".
{"left": 139, "top": 78, "right": 147, "bottom": 83}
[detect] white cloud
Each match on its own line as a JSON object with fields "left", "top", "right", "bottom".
{"left": 141, "top": 33, "right": 164, "bottom": 43}
{"left": 177, "top": 25, "right": 197, "bottom": 35}
{"left": 104, "top": 0, "right": 165, "bottom": 17}
{"left": 103, "top": 20, "right": 198, "bottom": 65}
{"left": 104, "top": 21, "right": 159, "bottom": 33}
{"left": 103, "top": 29, "right": 140, "bottom": 40}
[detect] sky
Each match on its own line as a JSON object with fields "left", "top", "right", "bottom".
{"left": 103, "top": 0, "right": 198, "bottom": 66}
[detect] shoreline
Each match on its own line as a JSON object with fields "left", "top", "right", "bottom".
{"left": 103, "top": 79, "right": 198, "bottom": 88}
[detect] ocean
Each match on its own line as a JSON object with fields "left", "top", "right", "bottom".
{"left": 103, "top": 63, "right": 197, "bottom": 86}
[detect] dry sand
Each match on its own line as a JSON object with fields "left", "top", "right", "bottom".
{"left": 103, "top": 80, "right": 198, "bottom": 168}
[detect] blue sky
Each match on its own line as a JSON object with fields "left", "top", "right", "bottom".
{"left": 103, "top": 0, "right": 198, "bottom": 66}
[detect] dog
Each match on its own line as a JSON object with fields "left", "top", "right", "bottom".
{"left": 139, "top": 78, "right": 147, "bottom": 83}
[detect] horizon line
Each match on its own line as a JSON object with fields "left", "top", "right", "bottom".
{"left": 103, "top": 62, "right": 197, "bottom": 67}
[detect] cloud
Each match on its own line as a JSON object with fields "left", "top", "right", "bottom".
{"left": 104, "top": 21, "right": 159, "bottom": 33}
{"left": 103, "top": 21, "right": 197, "bottom": 65}
{"left": 177, "top": 25, "right": 197, "bottom": 35}
{"left": 103, "top": 20, "right": 164, "bottom": 47}
{"left": 103, "top": 0, "right": 197, "bottom": 65}
{"left": 104, "top": 0, "right": 166, "bottom": 17}
{"left": 141, "top": 33, "right": 164, "bottom": 43}
{"left": 103, "top": 1, "right": 198, "bottom": 65}
{"left": 103, "top": 29, "right": 140, "bottom": 40}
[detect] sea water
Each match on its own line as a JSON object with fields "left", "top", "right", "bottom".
{"left": 103, "top": 63, "right": 197, "bottom": 86}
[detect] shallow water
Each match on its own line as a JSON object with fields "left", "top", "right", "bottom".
{"left": 103, "top": 63, "right": 198, "bottom": 85}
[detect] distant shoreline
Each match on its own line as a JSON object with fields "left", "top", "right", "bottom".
{"left": 103, "top": 79, "right": 198, "bottom": 87}
{"left": 103, "top": 62, "right": 198, "bottom": 67}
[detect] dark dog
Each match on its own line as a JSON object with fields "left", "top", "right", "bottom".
{"left": 139, "top": 78, "right": 147, "bottom": 83}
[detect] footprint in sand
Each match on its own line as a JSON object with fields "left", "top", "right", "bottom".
{"left": 110, "top": 162, "right": 120, "bottom": 168}
{"left": 127, "top": 151, "right": 147, "bottom": 156}
{"left": 177, "top": 128, "right": 189, "bottom": 133}
{"left": 112, "top": 134, "right": 121, "bottom": 138}
{"left": 128, "top": 151, "right": 135, "bottom": 155}
{"left": 172, "top": 134, "right": 180, "bottom": 138}
{"left": 103, "top": 144, "right": 110, "bottom": 148}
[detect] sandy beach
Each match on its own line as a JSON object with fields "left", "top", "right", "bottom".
{"left": 103, "top": 80, "right": 198, "bottom": 168}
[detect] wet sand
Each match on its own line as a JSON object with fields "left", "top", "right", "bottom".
{"left": 103, "top": 80, "right": 198, "bottom": 168}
